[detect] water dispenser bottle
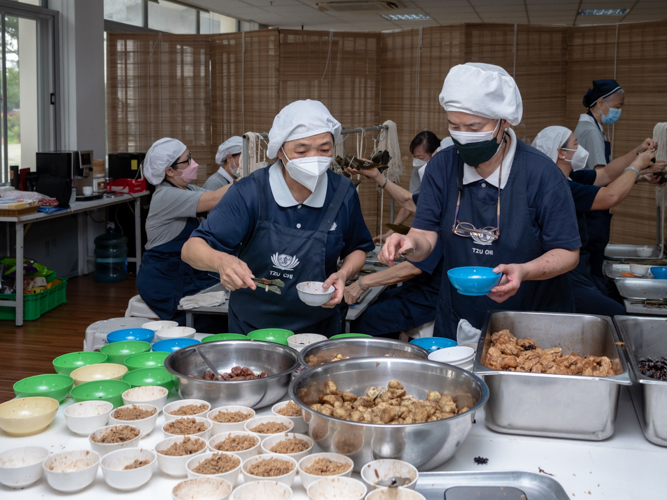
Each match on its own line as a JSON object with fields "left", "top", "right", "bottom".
{"left": 94, "top": 231, "right": 128, "bottom": 283}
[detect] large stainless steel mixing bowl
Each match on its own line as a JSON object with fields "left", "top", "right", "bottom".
{"left": 164, "top": 340, "right": 299, "bottom": 408}
{"left": 289, "top": 357, "right": 488, "bottom": 471}
{"left": 298, "top": 338, "right": 429, "bottom": 368}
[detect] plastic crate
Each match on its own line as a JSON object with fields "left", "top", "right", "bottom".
{"left": 0, "top": 278, "right": 67, "bottom": 321}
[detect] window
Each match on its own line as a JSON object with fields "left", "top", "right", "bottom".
{"left": 104, "top": 0, "right": 144, "bottom": 27}
{"left": 147, "top": 0, "right": 196, "bottom": 34}
{"left": 200, "top": 12, "right": 236, "bottom": 35}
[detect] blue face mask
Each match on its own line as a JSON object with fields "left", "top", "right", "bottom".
{"left": 601, "top": 105, "right": 622, "bottom": 125}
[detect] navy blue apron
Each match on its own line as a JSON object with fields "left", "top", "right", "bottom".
{"left": 434, "top": 148, "right": 574, "bottom": 340}
{"left": 137, "top": 218, "right": 218, "bottom": 324}
{"left": 228, "top": 169, "right": 348, "bottom": 336}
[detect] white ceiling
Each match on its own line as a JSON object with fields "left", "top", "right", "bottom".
{"left": 187, "top": 0, "right": 667, "bottom": 31}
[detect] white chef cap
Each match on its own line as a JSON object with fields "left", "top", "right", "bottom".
{"left": 267, "top": 100, "right": 342, "bottom": 159}
{"left": 439, "top": 63, "right": 523, "bottom": 126}
{"left": 215, "top": 136, "right": 243, "bottom": 165}
{"left": 531, "top": 126, "right": 572, "bottom": 163}
{"left": 143, "top": 138, "right": 187, "bottom": 185}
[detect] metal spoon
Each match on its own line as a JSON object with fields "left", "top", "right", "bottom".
{"left": 193, "top": 346, "right": 224, "bottom": 382}
{"left": 376, "top": 476, "right": 412, "bottom": 488}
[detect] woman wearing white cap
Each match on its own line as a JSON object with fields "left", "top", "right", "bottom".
{"left": 380, "top": 63, "right": 582, "bottom": 341}
{"left": 204, "top": 136, "right": 243, "bottom": 191}
{"left": 182, "top": 100, "right": 374, "bottom": 335}
{"left": 136, "top": 138, "right": 229, "bottom": 326}
{"left": 532, "top": 126, "right": 660, "bottom": 317}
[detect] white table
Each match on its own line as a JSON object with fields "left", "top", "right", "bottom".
{"left": 1, "top": 386, "right": 662, "bottom": 499}
{"left": 0, "top": 192, "right": 149, "bottom": 326}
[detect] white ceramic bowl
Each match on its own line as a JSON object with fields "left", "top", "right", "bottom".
{"left": 244, "top": 416, "right": 294, "bottom": 442}
{"left": 296, "top": 282, "right": 334, "bottom": 306}
{"left": 100, "top": 448, "right": 156, "bottom": 491}
{"left": 186, "top": 451, "right": 242, "bottom": 486}
{"left": 241, "top": 454, "right": 298, "bottom": 487}
{"left": 231, "top": 480, "right": 292, "bottom": 500}
{"left": 366, "top": 488, "right": 427, "bottom": 500}
{"left": 208, "top": 431, "right": 261, "bottom": 462}
{"left": 42, "top": 449, "right": 100, "bottom": 493}
{"left": 164, "top": 399, "right": 212, "bottom": 421}
{"left": 298, "top": 453, "right": 354, "bottom": 490}
{"left": 261, "top": 432, "right": 314, "bottom": 462}
{"left": 208, "top": 406, "right": 256, "bottom": 434}
{"left": 122, "top": 385, "right": 169, "bottom": 412}
{"left": 0, "top": 446, "right": 49, "bottom": 488}
{"left": 360, "top": 459, "right": 419, "bottom": 490}
{"left": 64, "top": 400, "right": 113, "bottom": 436}
{"left": 109, "top": 403, "right": 159, "bottom": 437}
{"left": 163, "top": 416, "right": 212, "bottom": 440}
{"left": 630, "top": 263, "right": 650, "bottom": 276}
{"left": 428, "top": 346, "right": 475, "bottom": 372}
{"left": 70, "top": 363, "right": 128, "bottom": 386}
{"left": 142, "top": 320, "right": 179, "bottom": 332}
{"left": 156, "top": 327, "right": 197, "bottom": 341}
{"left": 271, "top": 401, "right": 307, "bottom": 434}
{"left": 307, "top": 476, "right": 367, "bottom": 500}
{"left": 89, "top": 424, "right": 142, "bottom": 457}
{"left": 172, "top": 476, "right": 233, "bottom": 500}
{"left": 155, "top": 435, "right": 208, "bottom": 477}
{"left": 637, "top": 246, "right": 653, "bottom": 257}
{"left": 287, "top": 334, "right": 328, "bottom": 352}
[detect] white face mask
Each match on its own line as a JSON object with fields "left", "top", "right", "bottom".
{"left": 413, "top": 158, "right": 427, "bottom": 168}
{"left": 562, "top": 145, "right": 589, "bottom": 171}
{"left": 282, "top": 148, "right": 331, "bottom": 192}
{"left": 448, "top": 119, "right": 501, "bottom": 145}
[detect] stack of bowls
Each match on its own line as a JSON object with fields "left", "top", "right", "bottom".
{"left": 202, "top": 333, "right": 248, "bottom": 343}
{"left": 248, "top": 329, "right": 294, "bottom": 345}
{"left": 52, "top": 351, "right": 108, "bottom": 375}
{"left": 410, "top": 337, "right": 458, "bottom": 354}
{"left": 142, "top": 320, "right": 178, "bottom": 332}
{"left": 152, "top": 338, "right": 200, "bottom": 353}
{"left": 107, "top": 328, "right": 155, "bottom": 344}
{"left": 155, "top": 327, "right": 197, "bottom": 342}
{"left": 428, "top": 346, "right": 475, "bottom": 372}
{"left": 101, "top": 341, "right": 151, "bottom": 364}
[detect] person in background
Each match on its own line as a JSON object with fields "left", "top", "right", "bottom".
{"left": 204, "top": 136, "right": 243, "bottom": 191}
{"left": 532, "top": 126, "right": 662, "bottom": 316}
{"left": 574, "top": 79, "right": 659, "bottom": 280}
{"left": 136, "top": 138, "right": 229, "bottom": 329}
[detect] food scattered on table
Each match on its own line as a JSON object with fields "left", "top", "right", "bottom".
{"left": 269, "top": 437, "right": 310, "bottom": 454}
{"left": 484, "top": 330, "right": 616, "bottom": 377}
{"left": 307, "top": 380, "right": 467, "bottom": 424}
{"left": 249, "top": 421, "right": 291, "bottom": 434}
{"left": 91, "top": 425, "right": 140, "bottom": 443}
{"left": 474, "top": 456, "right": 489, "bottom": 465}
{"left": 192, "top": 453, "right": 240, "bottom": 474}
{"left": 47, "top": 451, "right": 95, "bottom": 472}
{"left": 164, "top": 418, "right": 208, "bottom": 435}
{"left": 158, "top": 436, "right": 205, "bottom": 456}
{"left": 193, "top": 366, "right": 269, "bottom": 381}
{"left": 123, "top": 459, "right": 151, "bottom": 470}
{"left": 112, "top": 405, "right": 157, "bottom": 420}
{"left": 276, "top": 401, "right": 303, "bottom": 417}
{"left": 538, "top": 466, "right": 554, "bottom": 476}
{"left": 637, "top": 356, "right": 667, "bottom": 381}
{"left": 213, "top": 434, "right": 259, "bottom": 452}
{"left": 210, "top": 410, "right": 253, "bottom": 423}
{"left": 302, "top": 458, "right": 351, "bottom": 476}
{"left": 168, "top": 403, "right": 210, "bottom": 416}
{"left": 245, "top": 457, "right": 295, "bottom": 477}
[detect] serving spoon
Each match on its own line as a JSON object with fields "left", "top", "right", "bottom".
{"left": 376, "top": 476, "right": 412, "bottom": 488}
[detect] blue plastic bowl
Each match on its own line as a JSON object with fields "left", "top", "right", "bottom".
{"left": 447, "top": 266, "right": 502, "bottom": 296}
{"left": 410, "top": 337, "right": 458, "bottom": 353}
{"left": 651, "top": 266, "right": 667, "bottom": 279}
{"left": 107, "top": 328, "right": 155, "bottom": 344}
{"left": 152, "top": 338, "right": 200, "bottom": 353}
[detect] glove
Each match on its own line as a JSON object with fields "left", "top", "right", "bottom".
{"left": 179, "top": 291, "right": 228, "bottom": 310}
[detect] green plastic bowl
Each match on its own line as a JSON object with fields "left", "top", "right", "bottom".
{"left": 248, "top": 328, "right": 294, "bottom": 345}
{"left": 201, "top": 333, "right": 248, "bottom": 343}
{"left": 122, "top": 367, "right": 176, "bottom": 392}
{"left": 70, "top": 380, "right": 131, "bottom": 408}
{"left": 330, "top": 333, "right": 373, "bottom": 339}
{"left": 124, "top": 351, "right": 170, "bottom": 371}
{"left": 101, "top": 341, "right": 151, "bottom": 364}
{"left": 52, "top": 351, "right": 108, "bottom": 375}
{"left": 13, "top": 374, "right": 74, "bottom": 403}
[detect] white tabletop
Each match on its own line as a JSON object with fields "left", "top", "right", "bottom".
{"left": 1, "top": 386, "right": 662, "bottom": 499}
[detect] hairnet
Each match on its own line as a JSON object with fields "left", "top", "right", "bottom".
{"left": 143, "top": 138, "right": 187, "bottom": 185}
{"left": 531, "top": 126, "right": 572, "bottom": 163}
{"left": 439, "top": 63, "right": 523, "bottom": 126}
{"left": 215, "top": 136, "right": 243, "bottom": 165}
{"left": 267, "top": 100, "right": 342, "bottom": 159}
{"left": 582, "top": 79, "right": 622, "bottom": 108}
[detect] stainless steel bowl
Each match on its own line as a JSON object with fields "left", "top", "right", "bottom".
{"left": 164, "top": 340, "right": 299, "bottom": 409}
{"left": 298, "top": 338, "right": 429, "bottom": 369}
{"left": 289, "top": 357, "right": 488, "bottom": 471}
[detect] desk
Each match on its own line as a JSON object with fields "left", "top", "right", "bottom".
{"left": 1, "top": 192, "right": 149, "bottom": 326}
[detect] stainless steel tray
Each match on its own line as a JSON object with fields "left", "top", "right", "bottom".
{"left": 615, "top": 279, "right": 667, "bottom": 300}
{"left": 614, "top": 316, "right": 667, "bottom": 446}
{"left": 475, "top": 311, "right": 631, "bottom": 440}
{"left": 605, "top": 244, "right": 661, "bottom": 260}
{"left": 416, "top": 471, "right": 569, "bottom": 500}
{"left": 603, "top": 261, "right": 654, "bottom": 280}
{"left": 623, "top": 299, "right": 667, "bottom": 316}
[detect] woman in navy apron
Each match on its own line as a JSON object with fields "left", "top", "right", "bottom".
{"left": 136, "top": 138, "right": 229, "bottom": 328}
{"left": 380, "top": 63, "right": 582, "bottom": 341}
{"left": 182, "top": 100, "right": 374, "bottom": 336}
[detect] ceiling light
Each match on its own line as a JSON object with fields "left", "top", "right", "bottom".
{"left": 578, "top": 9, "right": 629, "bottom": 16}
{"left": 382, "top": 13, "right": 430, "bottom": 20}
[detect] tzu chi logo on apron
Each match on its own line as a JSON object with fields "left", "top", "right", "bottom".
{"left": 271, "top": 253, "right": 300, "bottom": 271}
